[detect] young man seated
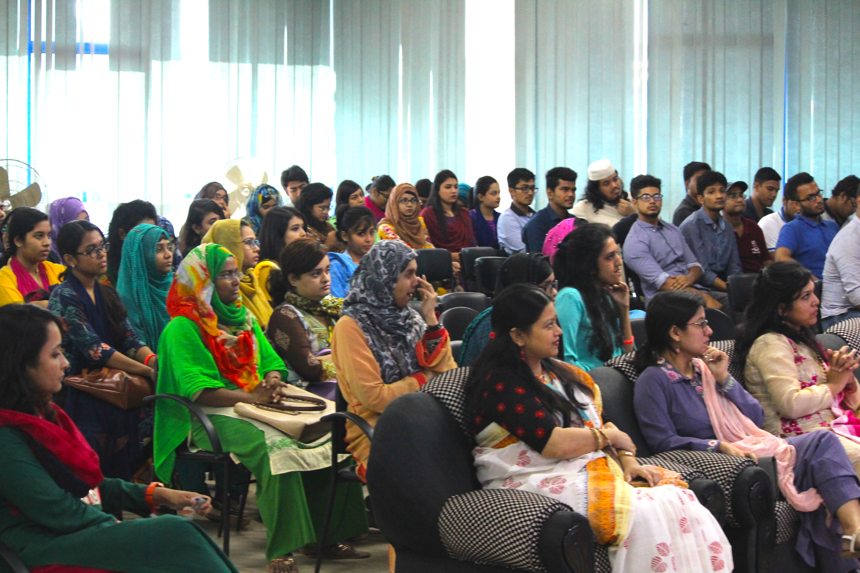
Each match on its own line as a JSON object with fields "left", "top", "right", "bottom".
{"left": 671, "top": 161, "right": 711, "bottom": 226}
{"left": 522, "top": 166, "right": 577, "bottom": 252}
{"left": 497, "top": 167, "right": 536, "bottom": 254}
{"left": 743, "top": 167, "right": 781, "bottom": 222}
{"left": 723, "top": 181, "right": 772, "bottom": 273}
{"left": 571, "top": 159, "right": 634, "bottom": 226}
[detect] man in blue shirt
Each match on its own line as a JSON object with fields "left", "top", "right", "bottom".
{"left": 679, "top": 171, "right": 741, "bottom": 297}
{"left": 522, "top": 166, "right": 578, "bottom": 252}
{"left": 497, "top": 167, "right": 536, "bottom": 254}
{"left": 775, "top": 172, "right": 839, "bottom": 279}
{"left": 623, "top": 175, "right": 722, "bottom": 309}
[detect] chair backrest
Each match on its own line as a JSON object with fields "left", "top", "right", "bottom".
{"left": 474, "top": 256, "right": 507, "bottom": 296}
{"left": 440, "top": 307, "right": 479, "bottom": 341}
{"left": 727, "top": 272, "right": 758, "bottom": 314}
{"left": 705, "top": 307, "right": 736, "bottom": 341}
{"left": 816, "top": 332, "right": 847, "bottom": 352}
{"left": 438, "top": 292, "right": 491, "bottom": 313}
{"left": 824, "top": 317, "right": 860, "bottom": 351}
{"left": 459, "top": 246, "right": 498, "bottom": 290}
{"left": 630, "top": 317, "right": 647, "bottom": 347}
{"left": 415, "top": 248, "right": 453, "bottom": 285}
{"left": 589, "top": 366, "right": 652, "bottom": 455}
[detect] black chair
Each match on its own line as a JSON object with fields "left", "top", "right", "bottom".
{"left": 474, "top": 256, "right": 506, "bottom": 296}
{"left": 143, "top": 394, "right": 250, "bottom": 556}
{"left": 630, "top": 317, "right": 647, "bottom": 347}
{"left": 458, "top": 247, "right": 498, "bottom": 291}
{"left": 416, "top": 248, "right": 455, "bottom": 291}
{"left": 705, "top": 307, "right": 736, "bottom": 341}
{"left": 0, "top": 542, "right": 28, "bottom": 573}
{"left": 314, "top": 388, "right": 373, "bottom": 573}
{"left": 727, "top": 273, "right": 758, "bottom": 319}
{"left": 438, "top": 292, "right": 491, "bottom": 314}
{"left": 439, "top": 307, "right": 479, "bottom": 341}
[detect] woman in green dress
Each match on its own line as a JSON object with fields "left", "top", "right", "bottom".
{"left": 0, "top": 303, "right": 236, "bottom": 572}
{"left": 153, "top": 244, "right": 367, "bottom": 573}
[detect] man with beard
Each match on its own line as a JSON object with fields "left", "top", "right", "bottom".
{"left": 723, "top": 181, "right": 771, "bottom": 273}
{"left": 571, "top": 159, "right": 634, "bottom": 226}
{"left": 775, "top": 172, "right": 838, "bottom": 279}
{"left": 522, "top": 167, "right": 578, "bottom": 252}
{"left": 821, "top": 175, "right": 859, "bottom": 228}
{"left": 743, "top": 167, "right": 781, "bottom": 222}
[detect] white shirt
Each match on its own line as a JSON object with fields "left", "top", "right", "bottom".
{"left": 758, "top": 209, "right": 788, "bottom": 251}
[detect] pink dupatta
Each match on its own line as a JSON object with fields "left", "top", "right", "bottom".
{"left": 697, "top": 358, "right": 823, "bottom": 512}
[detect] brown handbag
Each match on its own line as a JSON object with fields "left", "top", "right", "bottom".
{"left": 234, "top": 387, "right": 334, "bottom": 443}
{"left": 63, "top": 368, "right": 153, "bottom": 410}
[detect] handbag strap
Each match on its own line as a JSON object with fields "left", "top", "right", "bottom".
{"left": 254, "top": 393, "right": 327, "bottom": 413}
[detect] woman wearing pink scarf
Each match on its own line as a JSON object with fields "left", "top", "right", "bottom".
{"left": 635, "top": 291, "right": 860, "bottom": 572}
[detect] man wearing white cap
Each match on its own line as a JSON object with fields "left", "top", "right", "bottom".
{"left": 571, "top": 159, "right": 634, "bottom": 226}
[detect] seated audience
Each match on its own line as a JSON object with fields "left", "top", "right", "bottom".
{"left": 48, "top": 197, "right": 88, "bottom": 262}
{"left": 623, "top": 175, "right": 722, "bottom": 308}
{"left": 468, "top": 175, "right": 501, "bottom": 249}
{"left": 258, "top": 206, "right": 308, "bottom": 263}
{"left": 554, "top": 224, "right": 634, "bottom": 371}
{"left": 0, "top": 207, "right": 65, "bottom": 307}
{"left": 156, "top": 216, "right": 180, "bottom": 269}
{"left": 421, "top": 169, "right": 476, "bottom": 256}
{"left": 195, "top": 181, "right": 232, "bottom": 217}
{"left": 414, "top": 177, "right": 431, "bottom": 208}
{"left": 572, "top": 160, "right": 632, "bottom": 226}
{"left": 722, "top": 180, "right": 771, "bottom": 273}
{"left": 775, "top": 172, "right": 838, "bottom": 279}
{"left": 635, "top": 291, "right": 860, "bottom": 572}
{"left": 246, "top": 184, "right": 284, "bottom": 235}
{"left": 541, "top": 216, "right": 581, "bottom": 263}
{"left": 822, "top": 197, "right": 860, "bottom": 328}
{"left": 155, "top": 244, "right": 368, "bottom": 572}
{"left": 822, "top": 175, "right": 859, "bottom": 228}
{"left": 679, "top": 170, "right": 741, "bottom": 295}
{"left": 178, "top": 199, "right": 225, "bottom": 258}
{"left": 744, "top": 167, "right": 781, "bottom": 222}
{"left": 268, "top": 239, "right": 341, "bottom": 390}
{"left": 0, "top": 304, "right": 237, "bottom": 573}
{"left": 364, "top": 174, "right": 395, "bottom": 222}
{"left": 672, "top": 161, "right": 711, "bottom": 226}
{"left": 523, "top": 166, "right": 578, "bottom": 252}
{"left": 202, "top": 219, "right": 273, "bottom": 329}
{"left": 377, "top": 183, "right": 433, "bottom": 249}
{"left": 464, "top": 283, "right": 731, "bottom": 572}
{"left": 496, "top": 167, "right": 536, "bottom": 254}
{"left": 50, "top": 221, "right": 155, "bottom": 479}
{"left": 331, "top": 241, "right": 455, "bottom": 479}
{"left": 459, "top": 253, "right": 557, "bottom": 366}
{"left": 117, "top": 223, "right": 174, "bottom": 349}
{"left": 759, "top": 194, "right": 799, "bottom": 251}
{"left": 738, "top": 262, "right": 860, "bottom": 473}
{"left": 281, "top": 165, "right": 309, "bottom": 205}
{"left": 334, "top": 179, "right": 365, "bottom": 224}
{"left": 328, "top": 206, "right": 375, "bottom": 298}
{"left": 295, "top": 183, "right": 338, "bottom": 250}
{"left": 106, "top": 200, "right": 159, "bottom": 286}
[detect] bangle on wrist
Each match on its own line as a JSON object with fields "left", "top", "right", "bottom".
{"left": 426, "top": 323, "right": 443, "bottom": 333}
{"left": 145, "top": 481, "right": 164, "bottom": 513}
{"left": 596, "top": 428, "right": 610, "bottom": 449}
{"left": 143, "top": 353, "right": 157, "bottom": 367}
{"left": 589, "top": 427, "right": 601, "bottom": 451}
{"left": 617, "top": 449, "right": 636, "bottom": 458}
{"left": 622, "top": 336, "right": 634, "bottom": 346}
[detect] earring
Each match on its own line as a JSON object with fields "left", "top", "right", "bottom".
{"left": 519, "top": 347, "right": 526, "bottom": 361}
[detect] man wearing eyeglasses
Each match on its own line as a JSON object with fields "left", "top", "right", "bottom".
{"left": 497, "top": 167, "right": 536, "bottom": 254}
{"left": 522, "top": 167, "right": 578, "bottom": 253}
{"left": 572, "top": 159, "right": 634, "bottom": 226}
{"left": 774, "top": 172, "right": 839, "bottom": 279}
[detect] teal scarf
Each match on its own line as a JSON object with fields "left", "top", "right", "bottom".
{"left": 117, "top": 224, "right": 173, "bottom": 348}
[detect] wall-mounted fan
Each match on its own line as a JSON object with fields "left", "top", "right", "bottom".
{"left": 223, "top": 157, "right": 270, "bottom": 220}
{"left": 0, "top": 159, "right": 44, "bottom": 212}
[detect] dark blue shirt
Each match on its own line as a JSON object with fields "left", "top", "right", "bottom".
{"left": 469, "top": 209, "right": 500, "bottom": 249}
{"left": 522, "top": 206, "right": 569, "bottom": 253}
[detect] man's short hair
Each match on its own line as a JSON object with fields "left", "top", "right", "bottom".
{"left": 754, "top": 167, "right": 781, "bottom": 185}
{"left": 280, "top": 165, "right": 309, "bottom": 187}
{"left": 545, "top": 167, "right": 577, "bottom": 191}
{"left": 695, "top": 171, "right": 728, "bottom": 195}
{"left": 507, "top": 167, "right": 536, "bottom": 189}
{"left": 629, "top": 174, "right": 662, "bottom": 199}
{"left": 683, "top": 161, "right": 711, "bottom": 183}
{"left": 832, "top": 175, "right": 860, "bottom": 199}
{"left": 784, "top": 172, "right": 815, "bottom": 201}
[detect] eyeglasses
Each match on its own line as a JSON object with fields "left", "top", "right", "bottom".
{"left": 215, "top": 270, "right": 243, "bottom": 282}
{"left": 540, "top": 279, "right": 558, "bottom": 293}
{"left": 77, "top": 242, "right": 107, "bottom": 258}
{"left": 398, "top": 197, "right": 419, "bottom": 205}
{"left": 636, "top": 193, "right": 663, "bottom": 202}
{"left": 513, "top": 186, "right": 538, "bottom": 193}
{"left": 241, "top": 238, "right": 261, "bottom": 248}
{"left": 798, "top": 192, "right": 822, "bottom": 202}
{"left": 687, "top": 318, "right": 710, "bottom": 330}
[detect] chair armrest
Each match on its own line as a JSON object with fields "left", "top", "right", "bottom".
{"left": 321, "top": 411, "right": 374, "bottom": 441}
{"left": 439, "top": 488, "right": 585, "bottom": 573}
{"left": 0, "top": 541, "right": 30, "bottom": 573}
{"left": 143, "top": 393, "right": 224, "bottom": 453}
{"left": 638, "top": 456, "right": 726, "bottom": 524}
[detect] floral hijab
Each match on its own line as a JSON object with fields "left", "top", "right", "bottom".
{"left": 246, "top": 184, "right": 283, "bottom": 235}
{"left": 379, "top": 183, "right": 429, "bottom": 249}
{"left": 166, "top": 244, "right": 260, "bottom": 391}
{"left": 343, "top": 241, "right": 425, "bottom": 384}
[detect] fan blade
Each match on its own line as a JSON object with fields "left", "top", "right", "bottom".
{"left": 225, "top": 165, "right": 245, "bottom": 187}
{"left": 10, "top": 182, "right": 42, "bottom": 209}
{"left": 0, "top": 167, "right": 9, "bottom": 200}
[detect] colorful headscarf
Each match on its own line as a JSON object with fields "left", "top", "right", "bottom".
{"left": 378, "top": 183, "right": 429, "bottom": 249}
{"left": 166, "top": 244, "right": 259, "bottom": 391}
{"left": 116, "top": 224, "right": 173, "bottom": 349}
{"left": 201, "top": 219, "right": 273, "bottom": 328}
{"left": 245, "top": 184, "right": 283, "bottom": 235}
{"left": 48, "top": 197, "right": 87, "bottom": 258}
{"left": 343, "top": 241, "right": 425, "bottom": 384}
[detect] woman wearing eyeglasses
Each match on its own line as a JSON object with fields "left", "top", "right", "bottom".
{"left": 48, "top": 220, "right": 156, "bottom": 479}
{"left": 0, "top": 207, "right": 66, "bottom": 307}
{"left": 554, "top": 224, "right": 635, "bottom": 372}
{"left": 117, "top": 224, "right": 174, "bottom": 350}
{"left": 377, "top": 183, "right": 434, "bottom": 249}
{"left": 202, "top": 219, "right": 273, "bottom": 329}
{"left": 635, "top": 289, "right": 860, "bottom": 572}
